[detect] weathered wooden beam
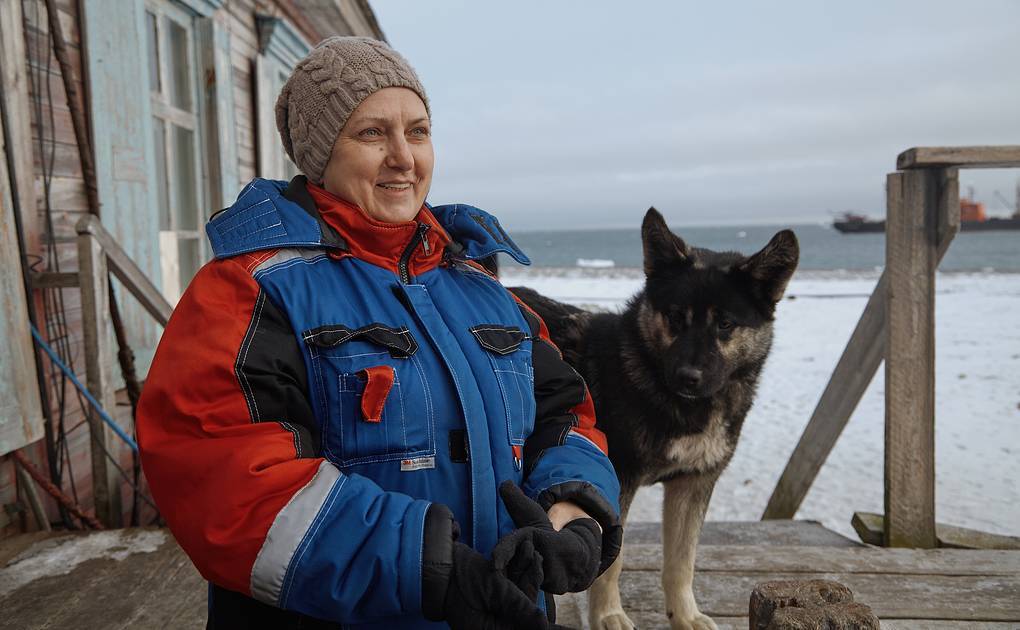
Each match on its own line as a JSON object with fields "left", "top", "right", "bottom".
{"left": 76, "top": 215, "right": 173, "bottom": 327}
{"left": 29, "top": 271, "right": 80, "bottom": 289}
{"left": 617, "top": 570, "right": 1020, "bottom": 621}
{"left": 897, "top": 145, "right": 1020, "bottom": 170}
{"left": 623, "top": 542, "right": 1020, "bottom": 575}
{"left": 884, "top": 169, "right": 937, "bottom": 548}
{"left": 763, "top": 168, "right": 959, "bottom": 522}
{"left": 77, "top": 230, "right": 122, "bottom": 528}
{"left": 853, "top": 512, "right": 1020, "bottom": 551}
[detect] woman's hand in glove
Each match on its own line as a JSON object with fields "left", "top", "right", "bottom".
{"left": 492, "top": 481, "right": 602, "bottom": 595}
{"left": 442, "top": 541, "right": 555, "bottom": 630}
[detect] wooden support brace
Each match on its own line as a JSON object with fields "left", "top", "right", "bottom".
{"left": 76, "top": 215, "right": 173, "bottom": 327}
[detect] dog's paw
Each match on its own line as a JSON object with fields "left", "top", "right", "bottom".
{"left": 592, "top": 609, "right": 637, "bottom": 630}
{"left": 668, "top": 611, "right": 718, "bottom": 630}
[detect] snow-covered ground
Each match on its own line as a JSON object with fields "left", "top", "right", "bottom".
{"left": 502, "top": 267, "right": 1020, "bottom": 539}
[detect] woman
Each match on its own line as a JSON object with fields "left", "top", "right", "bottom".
{"left": 138, "top": 36, "right": 621, "bottom": 629}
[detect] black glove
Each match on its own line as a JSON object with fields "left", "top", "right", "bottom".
{"left": 421, "top": 504, "right": 553, "bottom": 630}
{"left": 492, "top": 481, "right": 602, "bottom": 595}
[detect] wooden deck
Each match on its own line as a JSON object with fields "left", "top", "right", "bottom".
{"left": 556, "top": 521, "right": 1020, "bottom": 630}
{"left": 0, "top": 522, "right": 1017, "bottom": 629}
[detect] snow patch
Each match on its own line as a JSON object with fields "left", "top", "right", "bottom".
{"left": 0, "top": 529, "right": 166, "bottom": 597}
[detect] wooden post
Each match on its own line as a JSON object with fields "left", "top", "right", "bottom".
{"left": 78, "top": 231, "right": 123, "bottom": 528}
{"left": 884, "top": 169, "right": 938, "bottom": 548}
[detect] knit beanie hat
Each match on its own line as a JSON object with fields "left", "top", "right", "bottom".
{"left": 275, "top": 36, "right": 430, "bottom": 183}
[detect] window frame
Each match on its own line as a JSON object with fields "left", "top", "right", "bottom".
{"left": 145, "top": 0, "right": 209, "bottom": 303}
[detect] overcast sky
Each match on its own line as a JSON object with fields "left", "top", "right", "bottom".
{"left": 371, "top": 1, "right": 1020, "bottom": 231}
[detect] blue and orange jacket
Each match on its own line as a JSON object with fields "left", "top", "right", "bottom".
{"left": 137, "top": 176, "right": 621, "bottom": 628}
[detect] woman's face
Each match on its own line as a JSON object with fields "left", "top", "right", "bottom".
{"left": 321, "top": 87, "right": 434, "bottom": 223}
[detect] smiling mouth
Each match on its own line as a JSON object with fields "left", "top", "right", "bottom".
{"left": 377, "top": 183, "right": 412, "bottom": 191}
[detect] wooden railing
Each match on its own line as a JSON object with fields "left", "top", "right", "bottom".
{"left": 32, "top": 215, "right": 172, "bottom": 527}
{"left": 763, "top": 145, "right": 1020, "bottom": 548}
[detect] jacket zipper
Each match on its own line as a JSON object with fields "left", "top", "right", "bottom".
{"left": 398, "top": 222, "right": 431, "bottom": 283}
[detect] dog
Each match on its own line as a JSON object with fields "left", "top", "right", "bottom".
{"left": 510, "top": 208, "right": 798, "bottom": 630}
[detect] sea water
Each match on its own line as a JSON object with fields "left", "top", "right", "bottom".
{"left": 500, "top": 224, "right": 1020, "bottom": 540}
{"left": 510, "top": 223, "right": 1020, "bottom": 272}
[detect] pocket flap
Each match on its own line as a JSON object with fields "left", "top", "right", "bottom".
{"left": 302, "top": 323, "right": 418, "bottom": 358}
{"left": 357, "top": 365, "right": 395, "bottom": 423}
{"left": 470, "top": 325, "right": 528, "bottom": 355}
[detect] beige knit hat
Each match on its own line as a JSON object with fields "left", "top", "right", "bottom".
{"left": 275, "top": 36, "right": 430, "bottom": 183}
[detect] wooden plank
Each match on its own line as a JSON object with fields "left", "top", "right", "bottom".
{"left": 76, "top": 216, "right": 173, "bottom": 328}
{"left": 854, "top": 512, "right": 1020, "bottom": 551}
{"left": 0, "top": 0, "right": 46, "bottom": 457}
{"left": 1, "top": 0, "right": 40, "bottom": 243}
{"left": 77, "top": 231, "right": 122, "bottom": 527}
{"left": 30, "top": 271, "right": 79, "bottom": 288}
{"left": 621, "top": 544, "right": 1020, "bottom": 576}
{"left": 884, "top": 170, "right": 937, "bottom": 548}
{"left": 617, "top": 570, "right": 1020, "bottom": 621}
{"left": 898, "top": 145, "right": 1020, "bottom": 170}
{"left": 80, "top": 0, "right": 163, "bottom": 380}
{"left": 198, "top": 18, "right": 239, "bottom": 210}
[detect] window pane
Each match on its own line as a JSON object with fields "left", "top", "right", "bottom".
{"left": 171, "top": 124, "right": 198, "bottom": 231}
{"left": 177, "top": 237, "right": 201, "bottom": 291}
{"left": 146, "top": 12, "right": 160, "bottom": 93}
{"left": 168, "top": 20, "right": 191, "bottom": 111}
{"left": 153, "top": 118, "right": 170, "bottom": 230}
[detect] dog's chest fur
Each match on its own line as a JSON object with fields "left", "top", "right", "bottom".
{"left": 663, "top": 410, "right": 733, "bottom": 474}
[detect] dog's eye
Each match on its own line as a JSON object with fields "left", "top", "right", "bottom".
{"left": 717, "top": 319, "right": 735, "bottom": 331}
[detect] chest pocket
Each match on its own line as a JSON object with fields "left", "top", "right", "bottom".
{"left": 470, "top": 325, "right": 536, "bottom": 449}
{"left": 303, "top": 323, "right": 435, "bottom": 466}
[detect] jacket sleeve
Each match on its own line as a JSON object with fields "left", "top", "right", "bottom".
{"left": 512, "top": 295, "right": 622, "bottom": 570}
{"left": 137, "top": 254, "right": 451, "bottom": 624}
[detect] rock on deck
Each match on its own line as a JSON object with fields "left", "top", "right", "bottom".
{"left": 0, "top": 521, "right": 1017, "bottom": 629}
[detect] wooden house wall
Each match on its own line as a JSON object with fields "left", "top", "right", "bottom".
{"left": 0, "top": 0, "right": 373, "bottom": 538}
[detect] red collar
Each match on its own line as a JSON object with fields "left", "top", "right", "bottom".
{"left": 306, "top": 182, "right": 451, "bottom": 278}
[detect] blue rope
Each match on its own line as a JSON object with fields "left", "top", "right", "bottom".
{"left": 30, "top": 324, "right": 139, "bottom": 452}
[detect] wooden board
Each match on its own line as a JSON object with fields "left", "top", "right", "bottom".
{"left": 616, "top": 570, "right": 1020, "bottom": 621}
{"left": 0, "top": 0, "right": 46, "bottom": 457}
{"left": 854, "top": 512, "right": 1020, "bottom": 551}
{"left": 897, "top": 146, "right": 1020, "bottom": 170}
{"left": 621, "top": 544, "right": 1020, "bottom": 576}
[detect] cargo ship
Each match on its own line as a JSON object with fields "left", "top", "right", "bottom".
{"left": 833, "top": 184, "right": 1020, "bottom": 234}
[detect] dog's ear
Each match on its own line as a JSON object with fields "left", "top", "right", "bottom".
{"left": 736, "top": 230, "right": 799, "bottom": 303}
{"left": 641, "top": 207, "right": 689, "bottom": 276}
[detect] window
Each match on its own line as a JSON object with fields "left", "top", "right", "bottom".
{"left": 255, "top": 16, "right": 309, "bottom": 180}
{"left": 145, "top": 2, "right": 206, "bottom": 303}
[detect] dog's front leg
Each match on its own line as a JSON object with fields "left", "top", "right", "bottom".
{"left": 588, "top": 485, "right": 636, "bottom": 630}
{"left": 661, "top": 473, "right": 719, "bottom": 630}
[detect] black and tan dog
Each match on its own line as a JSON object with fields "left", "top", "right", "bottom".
{"left": 511, "top": 209, "right": 798, "bottom": 630}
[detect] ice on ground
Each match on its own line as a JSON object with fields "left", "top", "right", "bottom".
{"left": 0, "top": 529, "right": 166, "bottom": 597}
{"left": 502, "top": 268, "right": 1020, "bottom": 539}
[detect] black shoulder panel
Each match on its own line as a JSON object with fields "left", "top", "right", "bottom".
{"left": 236, "top": 290, "right": 319, "bottom": 457}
